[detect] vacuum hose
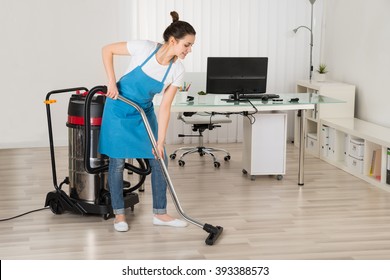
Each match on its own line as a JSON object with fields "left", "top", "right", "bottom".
{"left": 83, "top": 85, "right": 151, "bottom": 193}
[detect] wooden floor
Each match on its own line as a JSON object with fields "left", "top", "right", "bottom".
{"left": 1, "top": 142, "right": 390, "bottom": 260}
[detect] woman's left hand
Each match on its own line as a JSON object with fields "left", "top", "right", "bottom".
{"left": 153, "top": 142, "right": 165, "bottom": 159}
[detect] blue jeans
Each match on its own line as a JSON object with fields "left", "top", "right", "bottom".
{"left": 108, "top": 156, "right": 168, "bottom": 215}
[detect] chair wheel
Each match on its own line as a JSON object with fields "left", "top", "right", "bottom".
{"left": 276, "top": 175, "right": 283, "bottom": 180}
{"left": 214, "top": 161, "right": 221, "bottom": 168}
{"left": 178, "top": 160, "right": 185, "bottom": 167}
{"left": 169, "top": 153, "right": 176, "bottom": 160}
{"left": 224, "top": 155, "right": 231, "bottom": 161}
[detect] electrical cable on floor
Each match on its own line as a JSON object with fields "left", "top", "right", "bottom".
{"left": 0, "top": 207, "right": 50, "bottom": 222}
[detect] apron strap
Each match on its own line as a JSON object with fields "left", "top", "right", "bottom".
{"left": 140, "top": 43, "right": 173, "bottom": 83}
{"left": 140, "top": 44, "right": 161, "bottom": 67}
{"left": 161, "top": 60, "right": 173, "bottom": 83}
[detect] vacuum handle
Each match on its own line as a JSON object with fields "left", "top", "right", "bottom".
{"left": 45, "top": 86, "right": 89, "bottom": 190}
{"left": 45, "top": 87, "right": 89, "bottom": 101}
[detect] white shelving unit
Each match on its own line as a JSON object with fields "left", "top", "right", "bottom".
{"left": 294, "top": 80, "right": 356, "bottom": 157}
{"left": 321, "top": 117, "right": 390, "bottom": 191}
{"left": 242, "top": 112, "right": 287, "bottom": 181}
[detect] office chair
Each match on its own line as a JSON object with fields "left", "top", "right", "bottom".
{"left": 169, "top": 112, "right": 232, "bottom": 168}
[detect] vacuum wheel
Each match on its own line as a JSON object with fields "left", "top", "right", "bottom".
{"left": 48, "top": 199, "right": 64, "bottom": 215}
{"left": 101, "top": 192, "right": 113, "bottom": 220}
{"left": 103, "top": 213, "right": 112, "bottom": 220}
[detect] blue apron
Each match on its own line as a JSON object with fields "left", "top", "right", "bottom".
{"left": 99, "top": 45, "right": 173, "bottom": 159}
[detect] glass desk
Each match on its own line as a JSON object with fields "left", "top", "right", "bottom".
{"left": 155, "top": 93, "right": 344, "bottom": 186}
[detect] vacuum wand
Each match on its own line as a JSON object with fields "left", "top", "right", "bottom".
{"left": 117, "top": 94, "right": 223, "bottom": 245}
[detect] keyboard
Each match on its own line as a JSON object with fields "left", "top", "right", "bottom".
{"left": 230, "top": 93, "right": 280, "bottom": 100}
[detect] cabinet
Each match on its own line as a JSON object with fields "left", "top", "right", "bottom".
{"left": 242, "top": 112, "right": 287, "bottom": 180}
{"left": 320, "top": 117, "right": 390, "bottom": 191}
{"left": 294, "top": 80, "right": 356, "bottom": 157}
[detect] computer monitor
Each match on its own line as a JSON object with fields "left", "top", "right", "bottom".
{"left": 206, "top": 57, "right": 268, "bottom": 101}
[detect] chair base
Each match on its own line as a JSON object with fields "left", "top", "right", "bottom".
{"left": 169, "top": 146, "right": 231, "bottom": 168}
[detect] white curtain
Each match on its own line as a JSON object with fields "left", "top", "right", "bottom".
{"left": 119, "top": 0, "right": 324, "bottom": 145}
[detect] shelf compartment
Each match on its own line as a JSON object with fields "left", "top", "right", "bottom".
{"left": 321, "top": 117, "right": 390, "bottom": 191}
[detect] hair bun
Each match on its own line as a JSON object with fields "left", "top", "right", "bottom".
{"left": 170, "top": 11, "right": 179, "bottom": 22}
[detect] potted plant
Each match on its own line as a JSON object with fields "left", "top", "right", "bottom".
{"left": 197, "top": 90, "right": 207, "bottom": 103}
{"left": 316, "top": 64, "right": 328, "bottom": 82}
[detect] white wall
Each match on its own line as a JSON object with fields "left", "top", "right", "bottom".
{"left": 0, "top": 0, "right": 127, "bottom": 148}
{"left": 323, "top": 0, "right": 390, "bottom": 128}
{"left": 1, "top": 0, "right": 323, "bottom": 148}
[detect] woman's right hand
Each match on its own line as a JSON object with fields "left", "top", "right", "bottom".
{"left": 106, "top": 81, "right": 119, "bottom": 99}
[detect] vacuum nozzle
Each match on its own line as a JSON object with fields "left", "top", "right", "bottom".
{"left": 203, "top": 223, "right": 223, "bottom": 245}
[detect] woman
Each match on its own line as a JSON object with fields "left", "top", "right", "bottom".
{"left": 99, "top": 11, "right": 196, "bottom": 232}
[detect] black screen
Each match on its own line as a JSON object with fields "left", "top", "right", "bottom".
{"left": 206, "top": 57, "right": 268, "bottom": 98}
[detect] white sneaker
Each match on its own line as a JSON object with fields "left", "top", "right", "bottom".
{"left": 153, "top": 216, "right": 188, "bottom": 228}
{"left": 114, "top": 221, "right": 129, "bottom": 232}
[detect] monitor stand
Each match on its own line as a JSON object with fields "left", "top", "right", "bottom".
{"left": 221, "top": 92, "right": 249, "bottom": 103}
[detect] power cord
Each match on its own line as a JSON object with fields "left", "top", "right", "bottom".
{"left": 241, "top": 98, "right": 258, "bottom": 124}
{"left": 0, "top": 177, "right": 71, "bottom": 222}
{"left": 0, "top": 207, "right": 50, "bottom": 222}
{"left": 205, "top": 98, "right": 258, "bottom": 125}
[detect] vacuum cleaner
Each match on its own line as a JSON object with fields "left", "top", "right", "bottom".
{"left": 44, "top": 85, "right": 223, "bottom": 245}
{"left": 44, "top": 87, "right": 150, "bottom": 220}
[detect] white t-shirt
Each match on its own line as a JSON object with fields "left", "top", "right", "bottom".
{"left": 125, "top": 40, "right": 184, "bottom": 93}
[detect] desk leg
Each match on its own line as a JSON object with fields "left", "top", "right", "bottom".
{"left": 298, "top": 109, "right": 306, "bottom": 186}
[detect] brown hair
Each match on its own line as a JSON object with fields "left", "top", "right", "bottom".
{"left": 163, "top": 11, "right": 196, "bottom": 42}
